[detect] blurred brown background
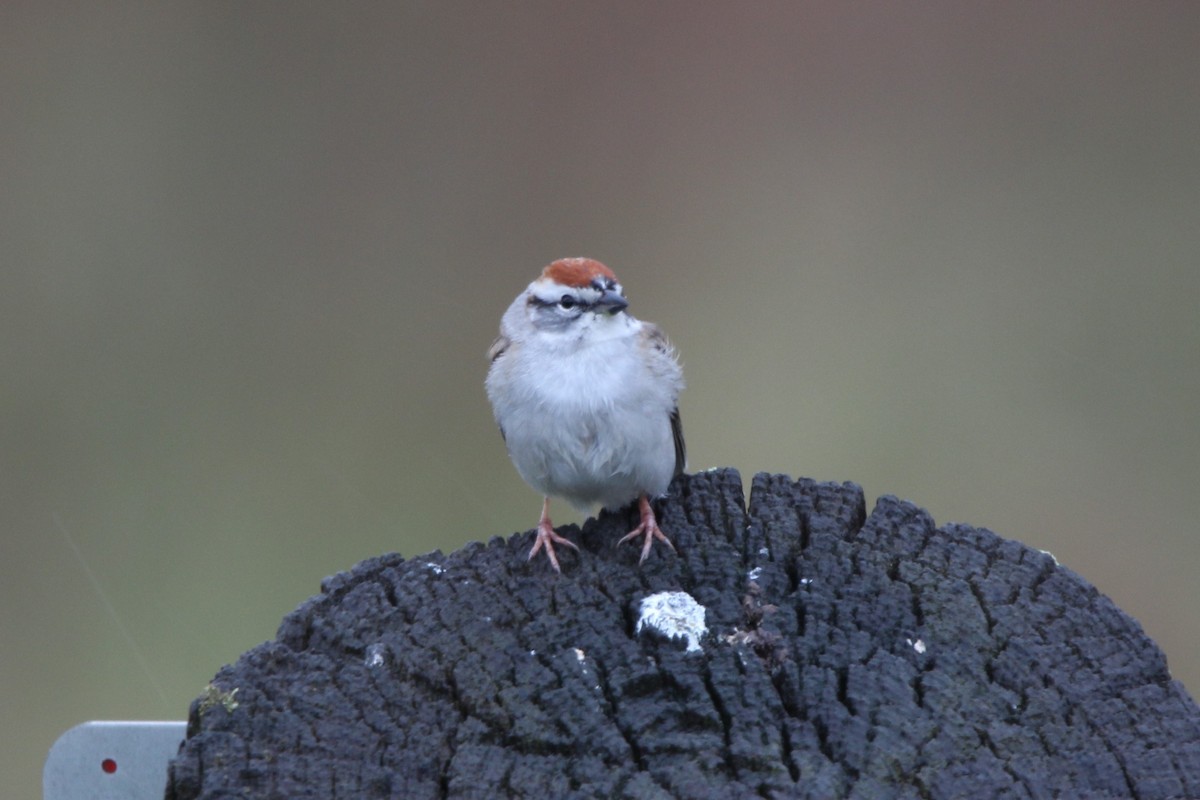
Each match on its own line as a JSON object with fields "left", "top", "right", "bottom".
{"left": 4, "top": 3, "right": 1198, "bottom": 796}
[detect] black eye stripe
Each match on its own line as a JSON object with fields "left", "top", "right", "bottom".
{"left": 528, "top": 285, "right": 611, "bottom": 312}
{"left": 527, "top": 294, "right": 585, "bottom": 311}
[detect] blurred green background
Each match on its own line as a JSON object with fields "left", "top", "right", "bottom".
{"left": 5, "top": 3, "right": 1198, "bottom": 796}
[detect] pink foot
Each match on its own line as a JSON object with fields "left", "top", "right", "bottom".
{"left": 528, "top": 498, "right": 579, "bottom": 572}
{"left": 617, "top": 493, "right": 677, "bottom": 564}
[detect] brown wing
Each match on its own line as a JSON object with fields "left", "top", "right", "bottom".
{"left": 486, "top": 335, "right": 511, "bottom": 441}
{"left": 670, "top": 406, "right": 686, "bottom": 476}
{"left": 642, "top": 324, "right": 672, "bottom": 357}
{"left": 487, "top": 335, "right": 510, "bottom": 363}
{"left": 641, "top": 324, "right": 686, "bottom": 476}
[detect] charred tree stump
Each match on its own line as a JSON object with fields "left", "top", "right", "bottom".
{"left": 165, "top": 470, "right": 1200, "bottom": 799}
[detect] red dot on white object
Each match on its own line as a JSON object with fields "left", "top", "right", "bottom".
{"left": 101, "top": 758, "right": 117, "bottom": 774}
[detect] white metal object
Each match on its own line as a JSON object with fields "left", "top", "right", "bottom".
{"left": 44, "top": 721, "right": 186, "bottom": 800}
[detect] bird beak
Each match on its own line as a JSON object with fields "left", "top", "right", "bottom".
{"left": 595, "top": 289, "right": 629, "bottom": 314}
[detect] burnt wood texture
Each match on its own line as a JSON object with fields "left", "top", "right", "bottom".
{"left": 166, "top": 470, "right": 1200, "bottom": 799}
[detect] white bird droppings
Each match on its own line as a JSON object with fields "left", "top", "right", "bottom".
{"left": 364, "top": 643, "right": 388, "bottom": 668}
{"left": 636, "top": 591, "right": 708, "bottom": 653}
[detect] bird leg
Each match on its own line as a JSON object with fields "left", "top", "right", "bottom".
{"left": 617, "top": 493, "right": 676, "bottom": 564}
{"left": 528, "top": 497, "right": 579, "bottom": 572}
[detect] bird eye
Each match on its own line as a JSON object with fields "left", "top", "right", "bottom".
{"left": 558, "top": 295, "right": 577, "bottom": 309}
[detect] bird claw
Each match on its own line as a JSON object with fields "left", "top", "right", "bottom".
{"left": 528, "top": 516, "right": 579, "bottom": 573}
{"left": 617, "top": 494, "right": 676, "bottom": 564}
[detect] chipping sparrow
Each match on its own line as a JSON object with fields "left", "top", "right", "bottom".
{"left": 486, "top": 257, "right": 686, "bottom": 572}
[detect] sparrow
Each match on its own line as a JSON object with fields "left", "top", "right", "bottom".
{"left": 485, "top": 257, "right": 686, "bottom": 572}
